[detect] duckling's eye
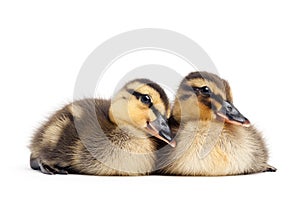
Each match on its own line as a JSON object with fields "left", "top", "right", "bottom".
{"left": 140, "top": 95, "right": 152, "bottom": 105}
{"left": 200, "top": 86, "right": 211, "bottom": 96}
{"left": 193, "top": 86, "right": 212, "bottom": 97}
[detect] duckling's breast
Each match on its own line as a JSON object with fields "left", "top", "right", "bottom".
{"left": 71, "top": 126, "right": 157, "bottom": 176}
{"left": 166, "top": 121, "right": 258, "bottom": 175}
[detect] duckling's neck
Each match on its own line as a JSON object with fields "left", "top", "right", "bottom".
{"left": 108, "top": 96, "right": 131, "bottom": 126}
{"left": 106, "top": 118, "right": 156, "bottom": 154}
{"left": 108, "top": 104, "right": 150, "bottom": 139}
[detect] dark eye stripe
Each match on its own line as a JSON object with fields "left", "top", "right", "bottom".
{"left": 178, "top": 94, "right": 192, "bottom": 101}
{"left": 201, "top": 99, "right": 218, "bottom": 111}
{"left": 126, "top": 89, "right": 138, "bottom": 98}
{"left": 126, "top": 89, "right": 153, "bottom": 107}
{"left": 210, "top": 93, "right": 223, "bottom": 105}
{"left": 127, "top": 89, "right": 144, "bottom": 100}
{"left": 181, "top": 84, "right": 195, "bottom": 92}
{"left": 181, "top": 84, "right": 224, "bottom": 103}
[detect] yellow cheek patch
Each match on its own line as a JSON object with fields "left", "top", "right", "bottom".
{"left": 126, "top": 103, "right": 148, "bottom": 127}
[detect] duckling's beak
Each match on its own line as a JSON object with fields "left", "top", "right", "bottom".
{"left": 146, "top": 113, "right": 176, "bottom": 147}
{"left": 216, "top": 101, "right": 250, "bottom": 127}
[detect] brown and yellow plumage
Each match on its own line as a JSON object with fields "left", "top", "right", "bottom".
{"left": 158, "top": 71, "right": 276, "bottom": 176}
{"left": 30, "top": 79, "right": 174, "bottom": 175}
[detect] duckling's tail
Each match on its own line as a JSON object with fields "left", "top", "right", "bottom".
{"left": 30, "top": 154, "right": 39, "bottom": 170}
{"left": 263, "top": 164, "right": 277, "bottom": 172}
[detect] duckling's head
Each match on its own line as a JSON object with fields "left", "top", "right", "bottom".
{"left": 172, "top": 71, "right": 250, "bottom": 127}
{"left": 109, "top": 79, "right": 176, "bottom": 147}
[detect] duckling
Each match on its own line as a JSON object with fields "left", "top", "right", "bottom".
{"left": 158, "top": 71, "right": 276, "bottom": 176}
{"left": 30, "top": 79, "right": 175, "bottom": 175}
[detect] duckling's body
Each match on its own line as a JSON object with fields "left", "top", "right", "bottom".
{"left": 30, "top": 79, "right": 174, "bottom": 175}
{"left": 162, "top": 120, "right": 273, "bottom": 175}
{"left": 159, "top": 72, "right": 276, "bottom": 176}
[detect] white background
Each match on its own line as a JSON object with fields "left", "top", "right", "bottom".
{"left": 1, "top": 0, "right": 299, "bottom": 199}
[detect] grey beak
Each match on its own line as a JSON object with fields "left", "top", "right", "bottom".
{"left": 151, "top": 113, "right": 174, "bottom": 142}
{"left": 146, "top": 108, "right": 176, "bottom": 147}
{"left": 217, "top": 101, "right": 250, "bottom": 127}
